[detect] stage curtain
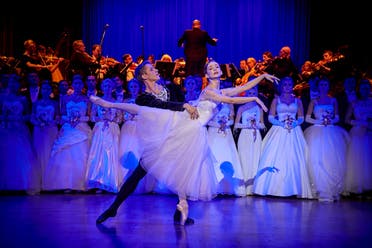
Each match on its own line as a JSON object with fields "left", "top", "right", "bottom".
{"left": 83, "top": 0, "right": 310, "bottom": 68}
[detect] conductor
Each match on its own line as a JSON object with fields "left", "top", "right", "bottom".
{"left": 178, "top": 19, "right": 218, "bottom": 78}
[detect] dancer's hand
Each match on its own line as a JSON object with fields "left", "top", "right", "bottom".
{"left": 183, "top": 103, "right": 199, "bottom": 120}
{"left": 259, "top": 73, "right": 280, "bottom": 85}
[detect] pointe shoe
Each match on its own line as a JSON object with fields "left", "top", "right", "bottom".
{"left": 176, "top": 201, "right": 189, "bottom": 226}
{"left": 90, "top": 95, "right": 111, "bottom": 108}
{"left": 96, "top": 208, "right": 117, "bottom": 224}
{"left": 89, "top": 95, "right": 100, "bottom": 104}
{"left": 173, "top": 209, "right": 195, "bottom": 225}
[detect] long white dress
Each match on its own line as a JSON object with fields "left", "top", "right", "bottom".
{"left": 253, "top": 98, "right": 315, "bottom": 199}
{"left": 135, "top": 98, "right": 219, "bottom": 201}
{"left": 344, "top": 99, "right": 372, "bottom": 194}
{"left": 237, "top": 105, "right": 263, "bottom": 195}
{"left": 31, "top": 101, "right": 59, "bottom": 189}
{"left": 86, "top": 104, "right": 123, "bottom": 193}
{"left": 304, "top": 103, "right": 349, "bottom": 201}
{"left": 43, "top": 101, "right": 92, "bottom": 191}
{"left": 207, "top": 103, "right": 245, "bottom": 196}
{"left": 0, "top": 96, "right": 40, "bottom": 194}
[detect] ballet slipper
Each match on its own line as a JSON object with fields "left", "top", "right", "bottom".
{"left": 89, "top": 95, "right": 112, "bottom": 108}
{"left": 176, "top": 200, "right": 189, "bottom": 226}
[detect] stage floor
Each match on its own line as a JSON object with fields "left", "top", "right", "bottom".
{"left": 1, "top": 192, "right": 371, "bottom": 247}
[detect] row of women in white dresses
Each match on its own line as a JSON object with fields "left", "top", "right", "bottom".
{"left": 1, "top": 75, "right": 371, "bottom": 202}
{"left": 0, "top": 76, "right": 140, "bottom": 194}
{"left": 208, "top": 92, "right": 372, "bottom": 201}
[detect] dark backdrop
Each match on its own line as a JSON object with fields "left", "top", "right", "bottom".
{"left": 1, "top": 1, "right": 370, "bottom": 72}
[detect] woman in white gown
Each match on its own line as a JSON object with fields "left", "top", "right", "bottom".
{"left": 253, "top": 76, "right": 315, "bottom": 199}
{"left": 0, "top": 74, "right": 40, "bottom": 194}
{"left": 304, "top": 77, "right": 349, "bottom": 202}
{"left": 86, "top": 78, "right": 123, "bottom": 193}
{"left": 207, "top": 102, "right": 245, "bottom": 196}
{"left": 90, "top": 60, "right": 278, "bottom": 224}
{"left": 344, "top": 79, "right": 372, "bottom": 195}
{"left": 30, "top": 80, "right": 59, "bottom": 189}
{"left": 43, "top": 74, "right": 92, "bottom": 192}
{"left": 234, "top": 85, "right": 266, "bottom": 195}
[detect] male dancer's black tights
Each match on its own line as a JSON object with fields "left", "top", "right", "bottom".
{"left": 101, "top": 162, "right": 192, "bottom": 225}
{"left": 110, "top": 164, "right": 147, "bottom": 210}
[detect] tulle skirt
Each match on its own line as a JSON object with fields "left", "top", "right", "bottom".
{"left": 136, "top": 106, "right": 218, "bottom": 201}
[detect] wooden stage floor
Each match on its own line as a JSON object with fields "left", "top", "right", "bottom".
{"left": 1, "top": 192, "right": 371, "bottom": 247}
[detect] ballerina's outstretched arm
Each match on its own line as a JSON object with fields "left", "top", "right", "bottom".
{"left": 89, "top": 95, "right": 140, "bottom": 115}
{"left": 222, "top": 73, "right": 279, "bottom": 97}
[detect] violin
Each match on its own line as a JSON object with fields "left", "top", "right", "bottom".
{"left": 100, "top": 56, "right": 120, "bottom": 67}
{"left": 44, "top": 55, "right": 64, "bottom": 64}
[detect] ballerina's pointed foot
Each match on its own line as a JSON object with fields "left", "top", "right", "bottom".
{"left": 89, "top": 95, "right": 111, "bottom": 108}
{"left": 176, "top": 200, "right": 189, "bottom": 226}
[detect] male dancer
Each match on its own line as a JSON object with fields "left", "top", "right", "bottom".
{"left": 96, "top": 61, "right": 198, "bottom": 225}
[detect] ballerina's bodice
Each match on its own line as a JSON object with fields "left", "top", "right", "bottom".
{"left": 195, "top": 100, "right": 218, "bottom": 126}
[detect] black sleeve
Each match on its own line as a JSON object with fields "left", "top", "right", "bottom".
{"left": 135, "top": 93, "right": 185, "bottom": 111}
{"left": 177, "top": 32, "right": 186, "bottom": 47}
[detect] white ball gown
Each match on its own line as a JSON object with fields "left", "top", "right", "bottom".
{"left": 253, "top": 98, "right": 315, "bottom": 199}
{"left": 43, "top": 100, "right": 92, "bottom": 191}
{"left": 0, "top": 96, "right": 40, "bottom": 194}
{"left": 207, "top": 103, "right": 245, "bottom": 196}
{"left": 237, "top": 105, "right": 263, "bottom": 195}
{"left": 344, "top": 99, "right": 372, "bottom": 194}
{"left": 31, "top": 101, "right": 59, "bottom": 189}
{"left": 86, "top": 104, "right": 123, "bottom": 193}
{"left": 304, "top": 103, "right": 349, "bottom": 201}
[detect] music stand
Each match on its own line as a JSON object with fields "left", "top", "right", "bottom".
{"left": 155, "top": 61, "right": 176, "bottom": 80}
{"left": 219, "top": 64, "right": 230, "bottom": 80}
{"left": 229, "top": 63, "right": 241, "bottom": 78}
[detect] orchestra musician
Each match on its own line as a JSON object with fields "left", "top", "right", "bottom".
{"left": 239, "top": 57, "right": 261, "bottom": 86}
{"left": 18, "top": 39, "right": 47, "bottom": 78}
{"left": 256, "top": 51, "right": 274, "bottom": 75}
{"left": 314, "top": 49, "right": 334, "bottom": 76}
{"left": 114, "top": 53, "right": 138, "bottom": 85}
{"left": 91, "top": 44, "right": 109, "bottom": 80}
{"left": 271, "top": 46, "right": 299, "bottom": 81}
{"left": 37, "top": 45, "right": 64, "bottom": 82}
{"left": 69, "top": 40, "right": 101, "bottom": 79}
